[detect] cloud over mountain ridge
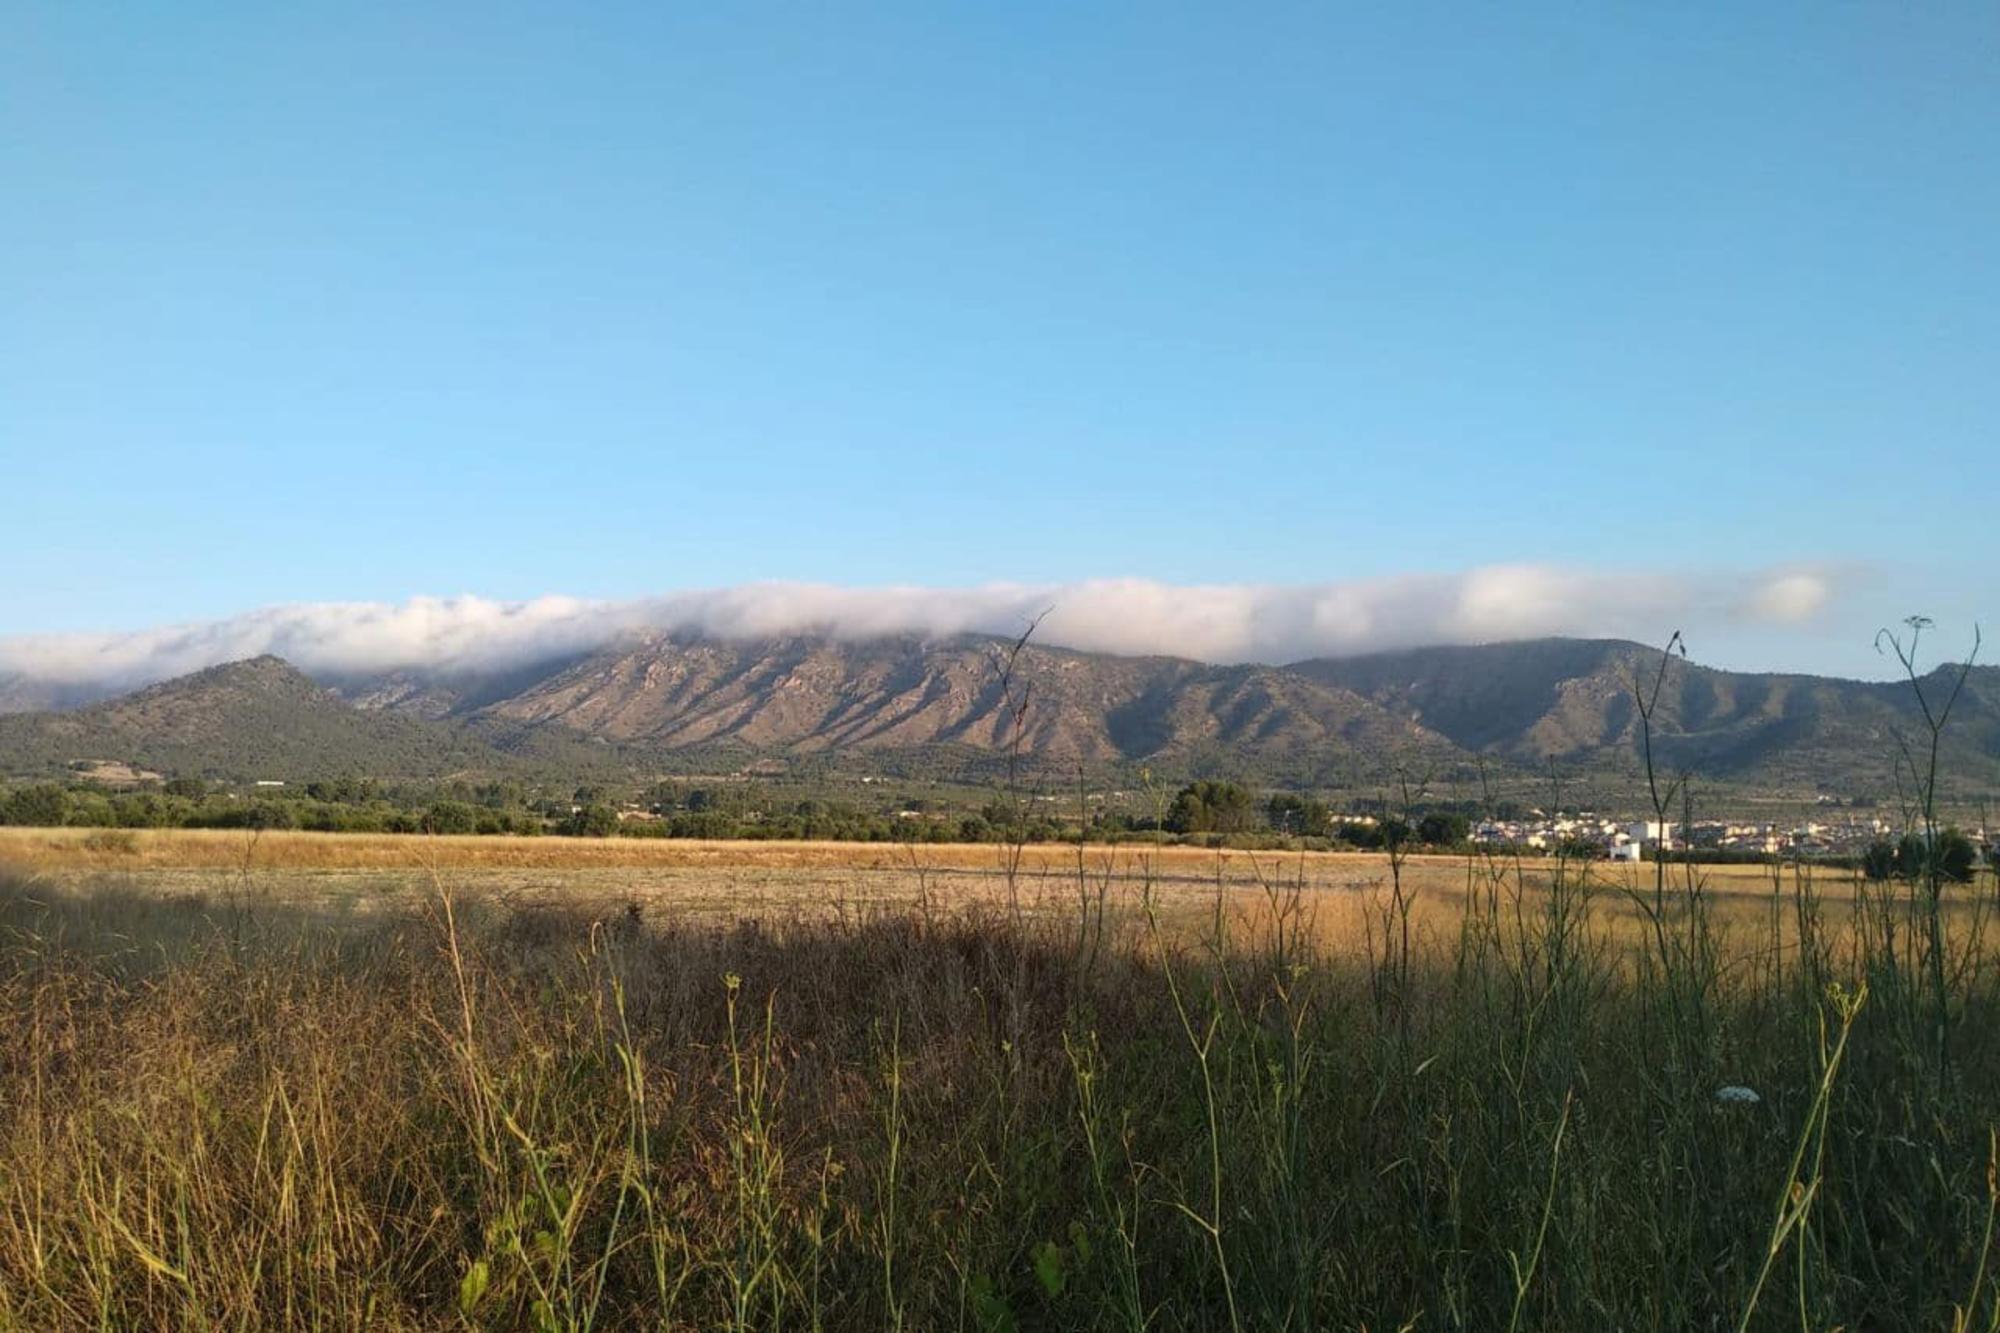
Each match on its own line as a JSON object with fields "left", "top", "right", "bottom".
{"left": 0, "top": 564, "right": 1836, "bottom": 695}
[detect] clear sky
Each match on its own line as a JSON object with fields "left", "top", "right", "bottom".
{"left": 4, "top": 3, "right": 1994, "bottom": 678}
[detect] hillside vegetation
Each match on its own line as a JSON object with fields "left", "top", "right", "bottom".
{"left": 0, "top": 658, "right": 520, "bottom": 781}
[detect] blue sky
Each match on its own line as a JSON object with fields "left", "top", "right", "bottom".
{"left": 3, "top": 3, "right": 1993, "bottom": 678}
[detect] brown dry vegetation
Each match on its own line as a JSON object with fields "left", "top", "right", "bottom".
{"left": 0, "top": 825, "right": 1495, "bottom": 875}
{"left": 0, "top": 825, "right": 1971, "bottom": 955}
{"left": 5, "top": 824, "right": 2000, "bottom": 1329}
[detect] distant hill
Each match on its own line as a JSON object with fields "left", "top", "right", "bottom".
{"left": 2, "top": 636, "right": 1996, "bottom": 797}
{"left": 0, "top": 657, "right": 522, "bottom": 782}
{"left": 1296, "top": 639, "right": 2000, "bottom": 796}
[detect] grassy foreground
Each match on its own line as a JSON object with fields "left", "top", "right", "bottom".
{"left": 3, "top": 847, "right": 2000, "bottom": 1330}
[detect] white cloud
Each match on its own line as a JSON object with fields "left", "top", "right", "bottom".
{"left": 0, "top": 563, "right": 1844, "bottom": 694}
{"left": 1738, "top": 572, "right": 1832, "bottom": 624}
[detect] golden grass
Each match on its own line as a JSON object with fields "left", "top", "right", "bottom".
{"left": 0, "top": 825, "right": 1943, "bottom": 962}
{"left": 5, "top": 850, "right": 1999, "bottom": 1328}
{"left": 0, "top": 823, "right": 1783, "bottom": 881}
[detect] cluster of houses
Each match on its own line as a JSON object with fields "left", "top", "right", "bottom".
{"left": 1474, "top": 810, "right": 1994, "bottom": 861}
{"left": 1689, "top": 818, "right": 1887, "bottom": 857}
{"left": 1473, "top": 814, "right": 1675, "bottom": 861}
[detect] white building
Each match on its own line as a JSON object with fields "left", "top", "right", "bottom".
{"left": 1626, "top": 820, "right": 1674, "bottom": 847}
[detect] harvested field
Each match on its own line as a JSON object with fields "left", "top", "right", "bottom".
{"left": 0, "top": 825, "right": 1900, "bottom": 949}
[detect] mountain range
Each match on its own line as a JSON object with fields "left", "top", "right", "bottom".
{"left": 2, "top": 634, "right": 1996, "bottom": 799}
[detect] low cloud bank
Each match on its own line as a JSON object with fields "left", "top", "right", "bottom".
{"left": 0, "top": 565, "right": 1836, "bottom": 693}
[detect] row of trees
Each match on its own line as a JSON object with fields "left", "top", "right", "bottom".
{"left": 2, "top": 775, "right": 1452, "bottom": 847}
{"left": 0, "top": 769, "right": 1500, "bottom": 850}
{"left": 18, "top": 776, "right": 1976, "bottom": 862}
{"left": 0, "top": 783, "right": 550, "bottom": 836}
{"left": 1157, "top": 783, "right": 1471, "bottom": 847}
{"left": 0, "top": 780, "right": 1054, "bottom": 844}
{"left": 1862, "top": 829, "right": 1984, "bottom": 884}
{"left": 1263, "top": 791, "right": 1471, "bottom": 847}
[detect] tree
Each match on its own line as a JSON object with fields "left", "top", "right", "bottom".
{"left": 0, "top": 784, "right": 69, "bottom": 827}
{"left": 1378, "top": 816, "right": 1413, "bottom": 851}
{"left": 63, "top": 791, "right": 117, "bottom": 828}
{"left": 307, "top": 777, "right": 381, "bottom": 804}
{"left": 1416, "top": 812, "right": 1471, "bottom": 848}
{"left": 564, "top": 804, "right": 620, "bottom": 837}
{"left": 112, "top": 792, "right": 184, "bottom": 829}
{"left": 1861, "top": 839, "right": 1898, "bottom": 881}
{"left": 1266, "top": 793, "right": 1332, "bottom": 837}
{"left": 1894, "top": 827, "right": 1979, "bottom": 884}
{"left": 1936, "top": 828, "right": 1979, "bottom": 885}
{"left": 242, "top": 801, "right": 298, "bottom": 831}
{"left": 669, "top": 810, "right": 738, "bottom": 839}
{"left": 423, "top": 801, "right": 479, "bottom": 835}
{"left": 1165, "top": 781, "right": 1255, "bottom": 835}
{"left": 1897, "top": 832, "right": 1929, "bottom": 878}
{"left": 1338, "top": 821, "right": 1383, "bottom": 850}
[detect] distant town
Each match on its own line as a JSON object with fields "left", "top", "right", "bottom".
{"left": 1465, "top": 811, "right": 1988, "bottom": 862}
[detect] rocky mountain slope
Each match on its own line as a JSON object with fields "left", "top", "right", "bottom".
{"left": 1297, "top": 640, "right": 2000, "bottom": 792}
{"left": 459, "top": 633, "right": 1456, "bottom": 770}
{"left": 2, "top": 635, "right": 1995, "bottom": 795}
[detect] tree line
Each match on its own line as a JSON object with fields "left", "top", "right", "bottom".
{"left": 0, "top": 774, "right": 1498, "bottom": 850}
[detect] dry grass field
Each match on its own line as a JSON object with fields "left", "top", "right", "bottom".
{"left": 7, "top": 826, "right": 2000, "bottom": 1329}
{"left": 0, "top": 824, "right": 1872, "bottom": 944}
